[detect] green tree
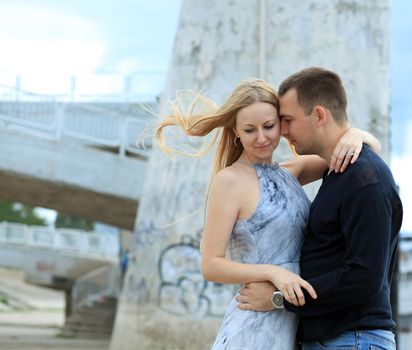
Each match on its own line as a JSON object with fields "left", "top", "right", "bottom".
{"left": 0, "top": 199, "right": 46, "bottom": 225}
{"left": 55, "top": 212, "right": 94, "bottom": 231}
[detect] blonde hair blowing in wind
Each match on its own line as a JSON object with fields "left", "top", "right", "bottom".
{"left": 155, "top": 79, "right": 279, "bottom": 178}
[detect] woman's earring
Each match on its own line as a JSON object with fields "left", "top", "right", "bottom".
{"left": 233, "top": 137, "right": 241, "bottom": 147}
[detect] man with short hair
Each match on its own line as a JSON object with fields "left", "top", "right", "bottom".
{"left": 236, "top": 67, "right": 403, "bottom": 350}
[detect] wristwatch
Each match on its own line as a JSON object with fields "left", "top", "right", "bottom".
{"left": 271, "top": 290, "right": 284, "bottom": 309}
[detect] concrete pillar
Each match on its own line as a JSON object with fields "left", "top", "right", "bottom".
{"left": 110, "top": 1, "right": 389, "bottom": 349}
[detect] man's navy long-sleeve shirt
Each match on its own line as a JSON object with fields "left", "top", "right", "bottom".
{"left": 285, "top": 145, "right": 403, "bottom": 342}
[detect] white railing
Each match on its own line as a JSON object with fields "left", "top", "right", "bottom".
{"left": 72, "top": 264, "right": 120, "bottom": 310}
{"left": 0, "top": 84, "right": 154, "bottom": 158}
{"left": 0, "top": 221, "right": 119, "bottom": 258}
{"left": 0, "top": 71, "right": 166, "bottom": 103}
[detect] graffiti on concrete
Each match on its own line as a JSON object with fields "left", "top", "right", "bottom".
{"left": 135, "top": 220, "right": 167, "bottom": 246}
{"left": 157, "top": 233, "right": 237, "bottom": 317}
{"left": 122, "top": 249, "right": 150, "bottom": 304}
{"left": 125, "top": 274, "right": 150, "bottom": 305}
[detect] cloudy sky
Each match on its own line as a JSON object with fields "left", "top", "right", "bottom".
{"left": 385, "top": 0, "right": 412, "bottom": 232}
{"left": 0, "top": 0, "right": 410, "bottom": 230}
{"left": 0, "top": 0, "right": 181, "bottom": 72}
{"left": 0, "top": 0, "right": 181, "bottom": 97}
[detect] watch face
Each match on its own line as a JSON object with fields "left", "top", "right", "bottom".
{"left": 272, "top": 291, "right": 284, "bottom": 309}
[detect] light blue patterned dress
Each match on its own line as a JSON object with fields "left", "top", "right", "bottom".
{"left": 211, "top": 163, "right": 311, "bottom": 350}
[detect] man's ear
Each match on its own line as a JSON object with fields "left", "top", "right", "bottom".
{"left": 312, "top": 106, "right": 328, "bottom": 128}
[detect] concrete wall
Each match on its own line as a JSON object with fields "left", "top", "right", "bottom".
{"left": 111, "top": 1, "right": 390, "bottom": 349}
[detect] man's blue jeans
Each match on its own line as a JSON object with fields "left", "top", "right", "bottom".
{"left": 302, "top": 330, "right": 396, "bottom": 350}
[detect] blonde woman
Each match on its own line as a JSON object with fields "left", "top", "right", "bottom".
{"left": 155, "top": 80, "right": 380, "bottom": 350}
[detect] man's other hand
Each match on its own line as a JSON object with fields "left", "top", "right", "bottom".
{"left": 236, "top": 281, "right": 276, "bottom": 311}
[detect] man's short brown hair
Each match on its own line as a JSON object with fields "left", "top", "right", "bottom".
{"left": 278, "top": 67, "right": 348, "bottom": 124}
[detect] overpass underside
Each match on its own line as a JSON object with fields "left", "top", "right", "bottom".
{"left": 0, "top": 128, "right": 146, "bottom": 230}
{"left": 0, "top": 171, "right": 138, "bottom": 229}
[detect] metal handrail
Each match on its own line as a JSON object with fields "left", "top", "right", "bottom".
{"left": 0, "top": 84, "right": 154, "bottom": 158}
{"left": 72, "top": 264, "right": 120, "bottom": 310}
{"left": 0, "top": 71, "right": 167, "bottom": 103}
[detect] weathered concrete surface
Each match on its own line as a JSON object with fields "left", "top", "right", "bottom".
{"left": 111, "top": 1, "right": 390, "bottom": 349}
{"left": 264, "top": 0, "right": 390, "bottom": 161}
{"left": 110, "top": 301, "right": 220, "bottom": 350}
{"left": 0, "top": 128, "right": 146, "bottom": 229}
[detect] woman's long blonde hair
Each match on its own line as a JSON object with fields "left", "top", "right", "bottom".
{"left": 156, "top": 79, "right": 279, "bottom": 177}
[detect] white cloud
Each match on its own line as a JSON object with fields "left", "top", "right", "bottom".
{"left": 0, "top": 5, "right": 105, "bottom": 75}
{"left": 391, "top": 122, "right": 412, "bottom": 233}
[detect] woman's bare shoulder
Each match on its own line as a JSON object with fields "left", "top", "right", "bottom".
{"left": 212, "top": 164, "right": 253, "bottom": 193}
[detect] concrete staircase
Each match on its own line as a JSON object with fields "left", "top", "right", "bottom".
{"left": 61, "top": 296, "right": 117, "bottom": 339}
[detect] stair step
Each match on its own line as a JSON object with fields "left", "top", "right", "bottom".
{"left": 65, "top": 319, "right": 114, "bottom": 328}
{"left": 73, "top": 308, "right": 116, "bottom": 317}
{"left": 73, "top": 300, "right": 116, "bottom": 312}
{"left": 63, "top": 322, "right": 113, "bottom": 331}
{"left": 60, "top": 328, "right": 112, "bottom": 339}
{"left": 63, "top": 297, "right": 117, "bottom": 339}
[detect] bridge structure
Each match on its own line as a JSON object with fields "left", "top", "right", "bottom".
{"left": 0, "top": 221, "right": 121, "bottom": 337}
{"left": 0, "top": 84, "right": 153, "bottom": 229}
{"left": 0, "top": 221, "right": 119, "bottom": 309}
{"left": 0, "top": 81, "right": 155, "bottom": 336}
